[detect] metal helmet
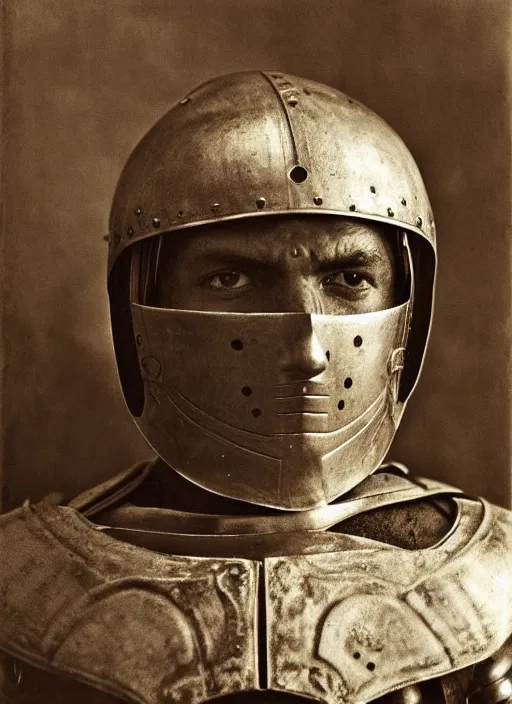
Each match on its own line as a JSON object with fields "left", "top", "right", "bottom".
{"left": 108, "top": 71, "right": 436, "bottom": 510}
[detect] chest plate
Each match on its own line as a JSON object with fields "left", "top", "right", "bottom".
{"left": 1, "top": 499, "right": 512, "bottom": 704}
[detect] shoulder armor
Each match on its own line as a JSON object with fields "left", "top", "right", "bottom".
{"left": 265, "top": 497, "right": 512, "bottom": 703}
{"left": 0, "top": 502, "right": 258, "bottom": 703}
{"left": 67, "top": 459, "right": 155, "bottom": 516}
{"left": 1, "top": 495, "right": 512, "bottom": 703}
{"left": 376, "top": 461, "right": 410, "bottom": 477}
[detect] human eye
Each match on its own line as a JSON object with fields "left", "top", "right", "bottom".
{"left": 202, "top": 270, "right": 252, "bottom": 291}
{"left": 323, "top": 271, "right": 372, "bottom": 291}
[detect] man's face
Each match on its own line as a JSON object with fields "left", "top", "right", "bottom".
{"left": 154, "top": 215, "right": 399, "bottom": 315}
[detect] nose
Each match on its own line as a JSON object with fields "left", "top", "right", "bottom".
{"left": 280, "top": 328, "right": 329, "bottom": 380}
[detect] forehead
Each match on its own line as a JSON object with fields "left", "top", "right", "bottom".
{"left": 163, "top": 215, "right": 395, "bottom": 262}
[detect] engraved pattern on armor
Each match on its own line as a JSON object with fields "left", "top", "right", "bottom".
{"left": 1, "top": 497, "right": 512, "bottom": 703}
{"left": 265, "top": 499, "right": 512, "bottom": 703}
{"left": 0, "top": 503, "right": 258, "bottom": 704}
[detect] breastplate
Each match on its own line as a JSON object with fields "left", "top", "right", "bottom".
{"left": 1, "top": 491, "right": 512, "bottom": 704}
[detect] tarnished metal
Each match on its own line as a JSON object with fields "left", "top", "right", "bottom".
{"left": 108, "top": 70, "right": 437, "bottom": 508}
{"left": 95, "top": 474, "right": 462, "bottom": 537}
{"left": 1, "top": 497, "right": 512, "bottom": 703}
{"left": 108, "top": 71, "right": 434, "bottom": 268}
{"left": 0, "top": 502, "right": 259, "bottom": 704}
{"left": 130, "top": 300, "right": 410, "bottom": 509}
{"left": 110, "top": 73, "right": 436, "bottom": 266}
{"left": 92, "top": 472, "right": 462, "bottom": 561}
{"left": 265, "top": 498, "right": 512, "bottom": 703}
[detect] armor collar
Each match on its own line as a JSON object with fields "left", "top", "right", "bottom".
{"left": 1, "top": 494, "right": 512, "bottom": 703}
{"left": 94, "top": 472, "right": 460, "bottom": 537}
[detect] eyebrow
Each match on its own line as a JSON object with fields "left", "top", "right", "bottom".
{"left": 316, "top": 250, "right": 385, "bottom": 271}
{"left": 188, "top": 248, "right": 385, "bottom": 270}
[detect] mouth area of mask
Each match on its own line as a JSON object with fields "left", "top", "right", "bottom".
{"left": 132, "top": 302, "right": 409, "bottom": 435}
{"left": 129, "top": 300, "right": 411, "bottom": 510}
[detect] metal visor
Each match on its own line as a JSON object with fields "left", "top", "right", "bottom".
{"left": 130, "top": 300, "right": 411, "bottom": 510}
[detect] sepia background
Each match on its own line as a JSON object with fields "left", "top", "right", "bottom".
{"left": 0, "top": 0, "right": 510, "bottom": 509}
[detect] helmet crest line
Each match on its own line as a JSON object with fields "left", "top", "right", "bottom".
{"left": 261, "top": 71, "right": 302, "bottom": 169}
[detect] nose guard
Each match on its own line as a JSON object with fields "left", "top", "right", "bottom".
{"left": 131, "top": 301, "right": 410, "bottom": 510}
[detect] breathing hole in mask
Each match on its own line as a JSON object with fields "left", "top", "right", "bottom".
{"left": 241, "top": 386, "right": 252, "bottom": 396}
{"left": 231, "top": 339, "right": 244, "bottom": 351}
{"left": 338, "top": 400, "right": 345, "bottom": 410}
{"left": 344, "top": 377, "right": 353, "bottom": 389}
{"left": 326, "top": 350, "right": 330, "bottom": 361}
{"left": 252, "top": 408, "right": 262, "bottom": 418}
{"left": 353, "top": 335, "right": 363, "bottom": 347}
